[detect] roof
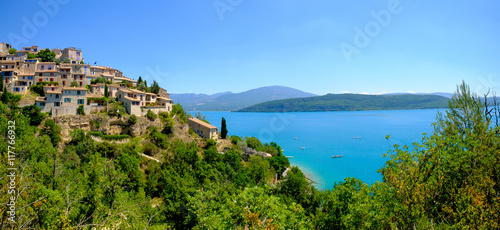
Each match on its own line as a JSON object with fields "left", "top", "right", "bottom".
{"left": 62, "top": 87, "right": 87, "bottom": 91}
{"left": 35, "top": 97, "right": 47, "bottom": 102}
{"left": 189, "top": 118, "right": 217, "bottom": 130}
{"left": 124, "top": 96, "right": 141, "bottom": 102}
{"left": 46, "top": 90, "right": 63, "bottom": 94}
{"left": 86, "top": 94, "right": 102, "bottom": 98}
{"left": 157, "top": 97, "right": 172, "bottom": 101}
{"left": 129, "top": 88, "right": 145, "bottom": 94}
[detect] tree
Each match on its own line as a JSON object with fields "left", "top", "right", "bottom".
{"left": 70, "top": 81, "right": 78, "bottom": 87}
{"left": 128, "top": 114, "right": 137, "bottom": 125}
{"left": 91, "top": 77, "right": 107, "bottom": 84}
{"left": 146, "top": 109, "right": 157, "bottom": 121}
{"left": 41, "top": 118, "right": 61, "bottom": 147}
{"left": 246, "top": 137, "right": 263, "bottom": 150}
{"left": 221, "top": 117, "right": 228, "bottom": 139}
{"left": 27, "top": 53, "right": 38, "bottom": 59}
{"left": 77, "top": 105, "right": 85, "bottom": 115}
{"left": 151, "top": 80, "right": 160, "bottom": 94}
{"left": 104, "top": 84, "right": 109, "bottom": 98}
{"left": 30, "top": 85, "right": 45, "bottom": 96}
{"left": 137, "top": 82, "right": 146, "bottom": 91}
{"left": 1, "top": 87, "right": 10, "bottom": 104}
{"left": 8, "top": 48, "right": 16, "bottom": 54}
{"left": 37, "top": 48, "right": 56, "bottom": 62}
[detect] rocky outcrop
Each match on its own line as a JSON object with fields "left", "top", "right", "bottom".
{"left": 241, "top": 146, "right": 273, "bottom": 161}
{"left": 54, "top": 114, "right": 163, "bottom": 140}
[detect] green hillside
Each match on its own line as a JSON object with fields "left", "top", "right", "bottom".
{"left": 237, "top": 94, "right": 450, "bottom": 112}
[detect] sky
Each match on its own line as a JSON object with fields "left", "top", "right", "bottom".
{"left": 1, "top": 0, "right": 499, "bottom": 95}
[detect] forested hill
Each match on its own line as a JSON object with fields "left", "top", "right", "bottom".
{"left": 237, "top": 94, "right": 450, "bottom": 112}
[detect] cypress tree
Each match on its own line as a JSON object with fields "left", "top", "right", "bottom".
{"left": 104, "top": 84, "right": 109, "bottom": 98}
{"left": 221, "top": 117, "right": 228, "bottom": 139}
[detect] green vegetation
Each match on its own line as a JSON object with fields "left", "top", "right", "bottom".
{"left": 238, "top": 94, "right": 450, "bottom": 112}
{"left": 128, "top": 114, "right": 137, "bottom": 125}
{"left": 69, "top": 81, "right": 78, "bottom": 87}
{"left": 145, "top": 109, "right": 157, "bottom": 121}
{"left": 37, "top": 48, "right": 56, "bottom": 62}
{"left": 0, "top": 82, "right": 498, "bottom": 229}
{"left": 77, "top": 105, "right": 85, "bottom": 115}
{"left": 90, "top": 77, "right": 112, "bottom": 85}
{"left": 104, "top": 84, "right": 109, "bottom": 98}
{"left": 221, "top": 117, "right": 228, "bottom": 139}
{"left": 8, "top": 48, "right": 16, "bottom": 54}
{"left": 151, "top": 80, "right": 160, "bottom": 94}
{"left": 27, "top": 53, "right": 38, "bottom": 59}
{"left": 87, "top": 131, "right": 130, "bottom": 140}
{"left": 30, "top": 84, "right": 45, "bottom": 96}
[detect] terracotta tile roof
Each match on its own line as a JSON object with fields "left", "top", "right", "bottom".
{"left": 35, "top": 97, "right": 47, "bottom": 102}
{"left": 129, "top": 89, "right": 145, "bottom": 94}
{"left": 62, "top": 87, "right": 87, "bottom": 91}
{"left": 157, "top": 97, "right": 172, "bottom": 101}
{"left": 86, "top": 94, "right": 102, "bottom": 98}
{"left": 124, "top": 96, "right": 141, "bottom": 102}
{"left": 189, "top": 118, "right": 217, "bottom": 129}
{"left": 46, "top": 90, "right": 63, "bottom": 94}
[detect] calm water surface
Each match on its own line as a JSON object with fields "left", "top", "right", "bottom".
{"left": 190, "top": 110, "right": 440, "bottom": 190}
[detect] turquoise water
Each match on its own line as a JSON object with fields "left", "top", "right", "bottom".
{"left": 191, "top": 110, "right": 440, "bottom": 190}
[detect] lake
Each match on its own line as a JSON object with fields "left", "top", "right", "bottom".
{"left": 190, "top": 110, "right": 441, "bottom": 190}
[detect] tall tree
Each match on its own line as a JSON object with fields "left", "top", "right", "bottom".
{"left": 104, "top": 84, "right": 109, "bottom": 98}
{"left": 151, "top": 80, "right": 160, "bottom": 94}
{"left": 137, "top": 76, "right": 143, "bottom": 87}
{"left": 221, "top": 117, "right": 228, "bottom": 139}
{"left": 1, "top": 86, "right": 9, "bottom": 104}
{"left": 37, "top": 48, "right": 56, "bottom": 62}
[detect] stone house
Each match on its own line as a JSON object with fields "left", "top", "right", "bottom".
{"left": 188, "top": 118, "right": 218, "bottom": 140}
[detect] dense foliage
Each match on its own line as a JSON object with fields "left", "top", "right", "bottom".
{"left": 0, "top": 82, "right": 498, "bottom": 229}
{"left": 238, "top": 94, "right": 450, "bottom": 112}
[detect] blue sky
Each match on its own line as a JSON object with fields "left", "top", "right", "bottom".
{"left": 1, "top": 0, "right": 499, "bottom": 95}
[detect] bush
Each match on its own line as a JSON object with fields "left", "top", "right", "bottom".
{"left": 246, "top": 137, "right": 263, "bottom": 150}
{"left": 162, "top": 117, "right": 175, "bottom": 135}
{"left": 230, "top": 135, "right": 242, "bottom": 145}
{"left": 87, "top": 131, "right": 130, "bottom": 140}
{"left": 128, "top": 114, "right": 138, "bottom": 125}
{"left": 90, "top": 119, "right": 101, "bottom": 129}
{"left": 143, "top": 142, "right": 159, "bottom": 156}
{"left": 145, "top": 109, "right": 157, "bottom": 121}
{"left": 77, "top": 105, "right": 85, "bottom": 115}
{"left": 30, "top": 85, "right": 45, "bottom": 96}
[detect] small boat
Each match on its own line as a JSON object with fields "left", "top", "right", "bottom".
{"left": 352, "top": 137, "right": 363, "bottom": 139}
{"left": 300, "top": 147, "right": 305, "bottom": 150}
{"left": 331, "top": 155, "right": 343, "bottom": 158}
{"left": 285, "top": 156, "right": 294, "bottom": 158}
{"left": 293, "top": 137, "right": 297, "bottom": 140}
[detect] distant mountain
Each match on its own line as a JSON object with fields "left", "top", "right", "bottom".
{"left": 170, "top": 86, "right": 317, "bottom": 111}
{"left": 237, "top": 94, "right": 450, "bottom": 112}
{"left": 384, "top": 92, "right": 454, "bottom": 99}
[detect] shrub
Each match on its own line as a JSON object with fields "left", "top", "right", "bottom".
{"left": 88, "top": 131, "right": 130, "bottom": 140}
{"left": 145, "top": 109, "right": 157, "bottom": 121}
{"left": 30, "top": 85, "right": 45, "bottom": 96}
{"left": 143, "top": 142, "right": 159, "bottom": 156}
{"left": 162, "top": 117, "right": 175, "bottom": 135}
{"left": 246, "top": 136, "right": 263, "bottom": 150}
{"left": 128, "top": 114, "right": 138, "bottom": 125}
{"left": 230, "top": 135, "right": 242, "bottom": 145}
{"left": 90, "top": 119, "right": 101, "bottom": 129}
{"left": 77, "top": 105, "right": 85, "bottom": 115}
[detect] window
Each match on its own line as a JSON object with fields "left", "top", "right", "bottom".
{"left": 54, "top": 102, "right": 60, "bottom": 106}
{"left": 64, "top": 98, "right": 71, "bottom": 103}
{"left": 79, "top": 82, "right": 82, "bottom": 86}
{"left": 23, "top": 76, "right": 25, "bottom": 79}
{"left": 77, "top": 91, "right": 81, "bottom": 95}
{"left": 63, "top": 81, "right": 65, "bottom": 86}
{"left": 77, "top": 99, "right": 84, "bottom": 105}
{"left": 55, "top": 94, "right": 59, "bottom": 98}
{"left": 39, "top": 73, "right": 42, "bottom": 76}
{"left": 79, "top": 76, "right": 82, "bottom": 80}
{"left": 50, "top": 73, "right": 54, "bottom": 76}
{"left": 28, "top": 76, "right": 33, "bottom": 80}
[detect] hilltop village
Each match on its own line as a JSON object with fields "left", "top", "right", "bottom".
{"left": 0, "top": 42, "right": 218, "bottom": 139}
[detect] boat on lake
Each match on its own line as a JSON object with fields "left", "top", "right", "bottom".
{"left": 331, "top": 155, "right": 343, "bottom": 158}
{"left": 352, "top": 137, "right": 363, "bottom": 139}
